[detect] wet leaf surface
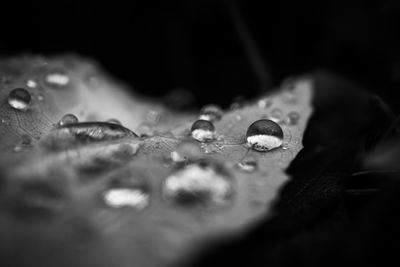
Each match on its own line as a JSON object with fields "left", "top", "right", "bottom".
{"left": 0, "top": 56, "right": 312, "bottom": 267}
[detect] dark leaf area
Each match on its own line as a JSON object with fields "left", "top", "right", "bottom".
{"left": 189, "top": 72, "right": 400, "bottom": 267}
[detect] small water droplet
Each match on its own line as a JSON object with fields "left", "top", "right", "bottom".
{"left": 258, "top": 98, "right": 273, "bottom": 108}
{"left": 191, "top": 120, "right": 215, "bottom": 142}
{"left": 37, "top": 95, "right": 44, "bottom": 101}
{"left": 236, "top": 156, "right": 258, "bottom": 173}
{"left": 269, "top": 108, "right": 283, "bottom": 122}
{"left": 246, "top": 119, "right": 283, "bottom": 151}
{"left": 235, "top": 115, "right": 243, "bottom": 121}
{"left": 103, "top": 188, "right": 149, "bottom": 209}
{"left": 107, "top": 119, "right": 121, "bottom": 125}
{"left": 8, "top": 88, "right": 31, "bottom": 111}
{"left": 281, "top": 90, "right": 298, "bottom": 104}
{"left": 58, "top": 114, "right": 78, "bottom": 126}
{"left": 26, "top": 80, "right": 37, "bottom": 88}
{"left": 45, "top": 70, "right": 70, "bottom": 87}
{"left": 163, "top": 159, "right": 233, "bottom": 206}
{"left": 284, "top": 111, "right": 300, "bottom": 125}
{"left": 199, "top": 104, "right": 223, "bottom": 122}
{"left": 170, "top": 140, "right": 203, "bottom": 163}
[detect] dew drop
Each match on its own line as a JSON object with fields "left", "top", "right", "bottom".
{"left": 246, "top": 119, "right": 284, "bottom": 151}
{"left": 284, "top": 111, "right": 300, "bottom": 125}
{"left": 199, "top": 104, "right": 223, "bottom": 122}
{"left": 37, "top": 95, "right": 44, "bottom": 101}
{"left": 58, "top": 114, "right": 78, "bottom": 126}
{"left": 8, "top": 88, "right": 31, "bottom": 111}
{"left": 269, "top": 108, "right": 283, "bottom": 122}
{"left": 107, "top": 119, "right": 121, "bottom": 125}
{"left": 45, "top": 70, "right": 70, "bottom": 87}
{"left": 191, "top": 120, "right": 215, "bottom": 142}
{"left": 43, "top": 122, "right": 138, "bottom": 150}
{"left": 258, "top": 98, "right": 273, "bottom": 108}
{"left": 170, "top": 140, "right": 203, "bottom": 163}
{"left": 103, "top": 188, "right": 149, "bottom": 209}
{"left": 236, "top": 156, "right": 258, "bottom": 173}
{"left": 163, "top": 159, "right": 233, "bottom": 206}
{"left": 26, "top": 80, "right": 37, "bottom": 88}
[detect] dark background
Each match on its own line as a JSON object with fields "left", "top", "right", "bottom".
{"left": 1, "top": 0, "right": 400, "bottom": 108}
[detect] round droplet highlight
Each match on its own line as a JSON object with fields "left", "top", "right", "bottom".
{"left": 246, "top": 119, "right": 284, "bottom": 151}
{"left": 58, "top": 114, "right": 78, "bottom": 126}
{"left": 103, "top": 188, "right": 149, "bottom": 209}
{"left": 258, "top": 98, "right": 273, "bottom": 109}
{"left": 8, "top": 88, "right": 31, "bottom": 111}
{"left": 199, "top": 104, "right": 223, "bottom": 122}
{"left": 26, "top": 80, "right": 37, "bottom": 88}
{"left": 191, "top": 120, "right": 215, "bottom": 142}
{"left": 163, "top": 159, "right": 233, "bottom": 206}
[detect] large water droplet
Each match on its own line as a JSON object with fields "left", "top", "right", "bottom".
{"left": 103, "top": 188, "right": 149, "bottom": 209}
{"left": 284, "top": 111, "right": 300, "bottom": 125}
{"left": 170, "top": 140, "right": 203, "bottom": 163}
{"left": 58, "top": 114, "right": 78, "bottom": 126}
{"left": 199, "top": 104, "right": 223, "bottom": 122}
{"left": 43, "top": 122, "right": 138, "bottom": 150}
{"left": 45, "top": 70, "right": 70, "bottom": 87}
{"left": 236, "top": 156, "right": 258, "bottom": 173}
{"left": 191, "top": 120, "right": 215, "bottom": 142}
{"left": 163, "top": 159, "right": 233, "bottom": 206}
{"left": 246, "top": 119, "right": 283, "bottom": 151}
{"left": 8, "top": 88, "right": 31, "bottom": 111}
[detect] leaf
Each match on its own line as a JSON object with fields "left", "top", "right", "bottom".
{"left": 0, "top": 56, "right": 313, "bottom": 267}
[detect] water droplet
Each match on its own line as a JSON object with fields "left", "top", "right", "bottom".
{"left": 58, "top": 114, "right": 78, "bottom": 126}
{"left": 170, "top": 140, "right": 203, "bottom": 163}
{"left": 107, "top": 119, "right": 121, "bottom": 125}
{"left": 246, "top": 119, "right": 283, "bottom": 151}
{"left": 269, "top": 108, "right": 283, "bottom": 122}
{"left": 163, "top": 159, "right": 233, "bottom": 206}
{"left": 191, "top": 120, "right": 215, "bottom": 142}
{"left": 26, "top": 80, "right": 37, "bottom": 88}
{"left": 43, "top": 122, "right": 138, "bottom": 150}
{"left": 284, "top": 111, "right": 300, "bottom": 125}
{"left": 258, "top": 98, "right": 273, "bottom": 108}
{"left": 236, "top": 156, "right": 258, "bottom": 173}
{"left": 199, "top": 104, "right": 223, "bottom": 122}
{"left": 45, "top": 70, "right": 70, "bottom": 87}
{"left": 8, "top": 88, "right": 31, "bottom": 111}
{"left": 145, "top": 110, "right": 161, "bottom": 125}
{"left": 103, "top": 188, "right": 149, "bottom": 209}
{"left": 37, "top": 95, "right": 44, "bottom": 101}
